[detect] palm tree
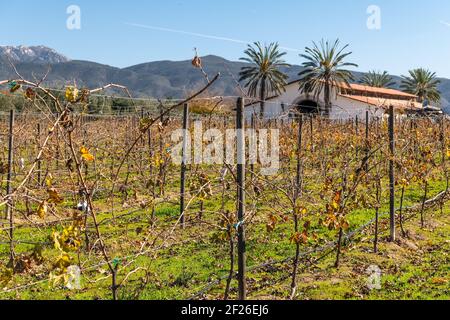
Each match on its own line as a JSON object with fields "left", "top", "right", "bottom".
{"left": 400, "top": 68, "right": 441, "bottom": 103}
{"left": 239, "top": 42, "right": 290, "bottom": 118}
{"left": 360, "top": 71, "right": 396, "bottom": 88}
{"left": 298, "top": 39, "right": 358, "bottom": 116}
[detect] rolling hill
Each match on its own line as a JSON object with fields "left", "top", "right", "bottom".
{"left": 0, "top": 46, "right": 449, "bottom": 113}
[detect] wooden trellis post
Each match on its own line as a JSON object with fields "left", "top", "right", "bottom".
{"left": 37, "top": 122, "right": 42, "bottom": 186}
{"left": 388, "top": 106, "right": 396, "bottom": 242}
{"left": 365, "top": 110, "right": 369, "bottom": 173}
{"left": 250, "top": 114, "right": 255, "bottom": 183}
{"left": 158, "top": 104, "right": 165, "bottom": 196}
{"left": 6, "top": 109, "right": 15, "bottom": 265}
{"left": 296, "top": 114, "right": 303, "bottom": 198}
{"left": 236, "top": 97, "right": 247, "bottom": 300}
{"left": 55, "top": 112, "right": 60, "bottom": 171}
{"left": 442, "top": 115, "right": 449, "bottom": 191}
{"left": 180, "top": 103, "right": 189, "bottom": 229}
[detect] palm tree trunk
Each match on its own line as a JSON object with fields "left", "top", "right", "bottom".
{"left": 259, "top": 77, "right": 267, "bottom": 119}
{"left": 324, "top": 81, "right": 331, "bottom": 117}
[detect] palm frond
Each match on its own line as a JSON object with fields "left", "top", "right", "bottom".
{"left": 297, "top": 39, "right": 358, "bottom": 114}
{"left": 239, "top": 42, "right": 291, "bottom": 100}
{"left": 400, "top": 68, "right": 441, "bottom": 102}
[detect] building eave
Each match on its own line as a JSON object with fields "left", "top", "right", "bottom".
{"left": 244, "top": 79, "right": 419, "bottom": 108}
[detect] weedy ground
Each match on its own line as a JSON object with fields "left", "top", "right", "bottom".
{"left": 252, "top": 206, "right": 449, "bottom": 300}
{"left": 0, "top": 116, "right": 448, "bottom": 300}
{"left": 1, "top": 179, "right": 448, "bottom": 300}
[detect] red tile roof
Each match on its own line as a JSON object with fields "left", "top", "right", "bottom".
{"left": 245, "top": 80, "right": 420, "bottom": 108}
{"left": 339, "top": 94, "right": 422, "bottom": 110}
{"left": 338, "top": 83, "right": 417, "bottom": 99}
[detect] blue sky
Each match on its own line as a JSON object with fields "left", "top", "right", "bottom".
{"left": 1, "top": 0, "right": 450, "bottom": 77}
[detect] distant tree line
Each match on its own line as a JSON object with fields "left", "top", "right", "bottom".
{"left": 0, "top": 90, "right": 165, "bottom": 115}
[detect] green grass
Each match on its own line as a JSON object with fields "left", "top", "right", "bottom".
{"left": 0, "top": 166, "right": 448, "bottom": 300}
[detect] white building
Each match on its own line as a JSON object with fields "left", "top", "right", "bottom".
{"left": 245, "top": 80, "right": 429, "bottom": 120}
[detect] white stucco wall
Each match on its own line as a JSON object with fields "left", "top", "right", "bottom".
{"left": 245, "top": 82, "right": 387, "bottom": 120}
{"left": 245, "top": 83, "right": 303, "bottom": 119}
{"left": 331, "top": 95, "right": 386, "bottom": 120}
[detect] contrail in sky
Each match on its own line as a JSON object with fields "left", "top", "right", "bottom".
{"left": 124, "top": 22, "right": 302, "bottom": 52}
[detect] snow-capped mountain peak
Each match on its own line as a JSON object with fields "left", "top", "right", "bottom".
{"left": 0, "top": 45, "right": 70, "bottom": 64}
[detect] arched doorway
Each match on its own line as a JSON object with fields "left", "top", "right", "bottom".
{"left": 295, "top": 99, "right": 320, "bottom": 114}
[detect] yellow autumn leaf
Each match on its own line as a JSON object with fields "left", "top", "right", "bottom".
{"left": 331, "top": 201, "right": 339, "bottom": 210}
{"left": 47, "top": 188, "right": 63, "bottom": 204}
{"left": 447, "top": 148, "right": 450, "bottom": 159}
{"left": 46, "top": 174, "right": 53, "bottom": 188}
{"left": 290, "top": 232, "right": 308, "bottom": 244}
{"left": 0, "top": 266, "right": 13, "bottom": 287}
{"left": 51, "top": 230, "right": 62, "bottom": 251}
{"left": 9, "top": 83, "right": 21, "bottom": 93}
{"left": 65, "top": 86, "right": 79, "bottom": 103}
{"left": 431, "top": 277, "right": 448, "bottom": 285}
{"left": 340, "top": 217, "right": 350, "bottom": 231}
{"left": 139, "top": 118, "right": 152, "bottom": 132}
{"left": 399, "top": 178, "right": 409, "bottom": 188}
{"left": 290, "top": 232, "right": 301, "bottom": 244}
{"left": 49, "top": 273, "right": 66, "bottom": 288}
{"left": 80, "top": 147, "right": 95, "bottom": 162}
{"left": 37, "top": 201, "right": 48, "bottom": 219}
{"left": 82, "top": 153, "right": 95, "bottom": 162}
{"left": 295, "top": 206, "right": 307, "bottom": 216}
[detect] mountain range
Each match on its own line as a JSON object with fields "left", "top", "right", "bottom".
{"left": 0, "top": 45, "right": 449, "bottom": 113}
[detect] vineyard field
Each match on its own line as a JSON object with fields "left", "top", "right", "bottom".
{"left": 0, "top": 107, "right": 448, "bottom": 300}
